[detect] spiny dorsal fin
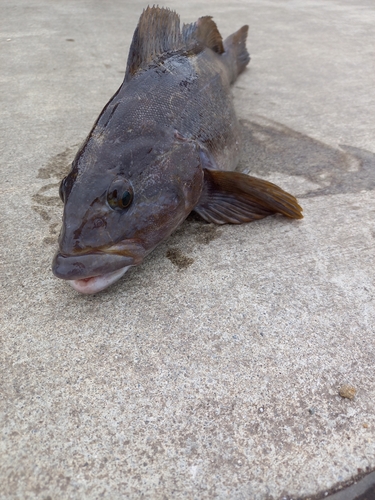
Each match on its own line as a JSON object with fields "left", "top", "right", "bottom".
{"left": 182, "top": 16, "right": 224, "bottom": 54}
{"left": 125, "top": 8, "right": 225, "bottom": 81}
{"left": 125, "top": 6, "right": 182, "bottom": 82}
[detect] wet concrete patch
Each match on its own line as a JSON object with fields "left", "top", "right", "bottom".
{"left": 166, "top": 247, "right": 194, "bottom": 269}
{"left": 193, "top": 222, "right": 223, "bottom": 245}
{"left": 32, "top": 146, "right": 77, "bottom": 245}
{"left": 32, "top": 182, "right": 61, "bottom": 208}
{"left": 37, "top": 146, "right": 77, "bottom": 180}
{"left": 171, "top": 214, "right": 223, "bottom": 245}
{"left": 238, "top": 117, "right": 375, "bottom": 197}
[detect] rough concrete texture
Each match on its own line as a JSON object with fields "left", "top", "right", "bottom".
{"left": 1, "top": 0, "right": 374, "bottom": 498}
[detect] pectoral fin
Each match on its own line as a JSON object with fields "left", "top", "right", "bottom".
{"left": 193, "top": 169, "right": 303, "bottom": 224}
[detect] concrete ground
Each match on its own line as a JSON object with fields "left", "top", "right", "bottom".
{"left": 1, "top": 0, "right": 374, "bottom": 498}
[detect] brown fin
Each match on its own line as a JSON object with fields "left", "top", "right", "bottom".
{"left": 125, "top": 7, "right": 182, "bottom": 82}
{"left": 222, "top": 26, "right": 250, "bottom": 84}
{"left": 193, "top": 169, "right": 303, "bottom": 224}
{"left": 182, "top": 16, "right": 224, "bottom": 54}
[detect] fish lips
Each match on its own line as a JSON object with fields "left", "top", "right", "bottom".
{"left": 52, "top": 240, "right": 145, "bottom": 281}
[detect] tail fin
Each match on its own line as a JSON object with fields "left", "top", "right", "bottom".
{"left": 222, "top": 25, "right": 250, "bottom": 84}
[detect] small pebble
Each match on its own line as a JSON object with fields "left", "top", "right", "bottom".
{"left": 339, "top": 385, "right": 356, "bottom": 400}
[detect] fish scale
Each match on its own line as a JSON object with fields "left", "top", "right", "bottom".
{"left": 95, "top": 49, "right": 237, "bottom": 171}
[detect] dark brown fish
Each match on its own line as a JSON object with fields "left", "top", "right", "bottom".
{"left": 53, "top": 6, "right": 303, "bottom": 294}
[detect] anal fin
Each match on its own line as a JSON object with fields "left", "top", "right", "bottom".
{"left": 194, "top": 169, "right": 303, "bottom": 224}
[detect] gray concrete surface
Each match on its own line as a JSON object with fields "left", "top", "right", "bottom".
{"left": 1, "top": 0, "right": 374, "bottom": 498}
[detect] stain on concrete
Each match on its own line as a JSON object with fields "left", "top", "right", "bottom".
{"left": 37, "top": 146, "right": 77, "bottom": 180}
{"left": 32, "top": 205, "right": 51, "bottom": 222}
{"left": 32, "top": 183, "right": 61, "bottom": 208}
{"left": 171, "top": 215, "right": 223, "bottom": 246}
{"left": 193, "top": 223, "right": 222, "bottom": 245}
{"left": 33, "top": 146, "right": 77, "bottom": 244}
{"left": 238, "top": 117, "right": 375, "bottom": 197}
{"left": 43, "top": 236, "right": 58, "bottom": 245}
{"left": 166, "top": 248, "right": 194, "bottom": 269}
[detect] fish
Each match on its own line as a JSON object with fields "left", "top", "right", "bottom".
{"left": 52, "top": 6, "right": 303, "bottom": 294}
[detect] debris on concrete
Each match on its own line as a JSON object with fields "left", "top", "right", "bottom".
{"left": 339, "top": 385, "right": 357, "bottom": 400}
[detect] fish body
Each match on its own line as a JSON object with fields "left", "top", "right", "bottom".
{"left": 53, "top": 7, "right": 302, "bottom": 294}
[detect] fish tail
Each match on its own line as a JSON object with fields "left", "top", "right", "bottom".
{"left": 222, "top": 26, "right": 250, "bottom": 84}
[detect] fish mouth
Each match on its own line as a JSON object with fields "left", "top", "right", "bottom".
{"left": 67, "top": 267, "right": 131, "bottom": 294}
{"left": 52, "top": 239, "right": 145, "bottom": 294}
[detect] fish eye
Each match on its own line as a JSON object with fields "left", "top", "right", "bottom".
{"left": 107, "top": 179, "right": 133, "bottom": 210}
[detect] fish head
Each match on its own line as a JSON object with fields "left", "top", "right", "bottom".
{"left": 52, "top": 132, "right": 203, "bottom": 293}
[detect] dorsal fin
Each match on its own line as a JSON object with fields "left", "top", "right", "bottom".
{"left": 125, "top": 8, "right": 225, "bottom": 82}
{"left": 125, "top": 6, "right": 182, "bottom": 82}
{"left": 182, "top": 16, "right": 224, "bottom": 55}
